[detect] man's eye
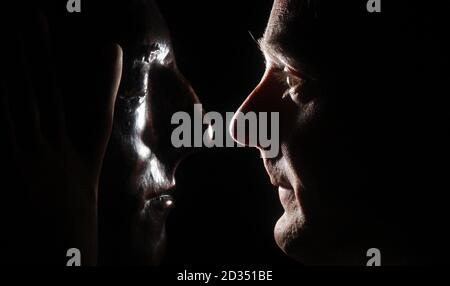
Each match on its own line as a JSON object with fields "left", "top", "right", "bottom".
{"left": 282, "top": 69, "right": 304, "bottom": 104}
{"left": 286, "top": 74, "right": 302, "bottom": 89}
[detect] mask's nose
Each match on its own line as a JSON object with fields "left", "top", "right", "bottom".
{"left": 140, "top": 64, "right": 209, "bottom": 169}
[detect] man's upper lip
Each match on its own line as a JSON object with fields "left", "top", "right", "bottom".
{"left": 263, "top": 160, "right": 292, "bottom": 190}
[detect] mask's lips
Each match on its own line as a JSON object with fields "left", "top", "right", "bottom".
{"left": 142, "top": 187, "right": 175, "bottom": 223}
{"left": 144, "top": 182, "right": 175, "bottom": 201}
{"left": 147, "top": 193, "right": 174, "bottom": 209}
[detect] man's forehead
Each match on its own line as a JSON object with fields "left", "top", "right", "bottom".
{"left": 261, "top": 0, "right": 319, "bottom": 75}
{"left": 263, "top": 0, "right": 315, "bottom": 41}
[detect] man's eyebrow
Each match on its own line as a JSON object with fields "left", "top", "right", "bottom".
{"left": 258, "top": 36, "right": 315, "bottom": 80}
{"left": 258, "top": 37, "right": 301, "bottom": 72}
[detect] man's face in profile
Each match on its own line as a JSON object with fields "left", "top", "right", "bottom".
{"left": 232, "top": 0, "right": 401, "bottom": 264}
{"left": 243, "top": 0, "right": 326, "bottom": 264}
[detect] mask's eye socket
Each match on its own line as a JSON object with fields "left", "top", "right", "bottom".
{"left": 282, "top": 66, "right": 304, "bottom": 104}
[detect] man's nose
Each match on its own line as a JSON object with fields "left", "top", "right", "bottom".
{"left": 230, "top": 69, "right": 282, "bottom": 147}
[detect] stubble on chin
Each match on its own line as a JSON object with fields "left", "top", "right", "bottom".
{"left": 274, "top": 199, "right": 305, "bottom": 255}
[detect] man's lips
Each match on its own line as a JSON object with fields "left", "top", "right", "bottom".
{"left": 263, "top": 159, "right": 293, "bottom": 190}
{"left": 263, "top": 158, "right": 297, "bottom": 210}
{"left": 269, "top": 175, "right": 292, "bottom": 190}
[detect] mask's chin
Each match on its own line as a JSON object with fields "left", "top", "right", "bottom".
{"left": 135, "top": 190, "right": 174, "bottom": 265}
{"left": 133, "top": 159, "right": 176, "bottom": 265}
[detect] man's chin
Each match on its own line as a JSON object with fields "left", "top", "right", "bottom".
{"left": 274, "top": 211, "right": 328, "bottom": 265}
{"left": 274, "top": 211, "right": 304, "bottom": 256}
{"left": 274, "top": 211, "right": 358, "bottom": 265}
